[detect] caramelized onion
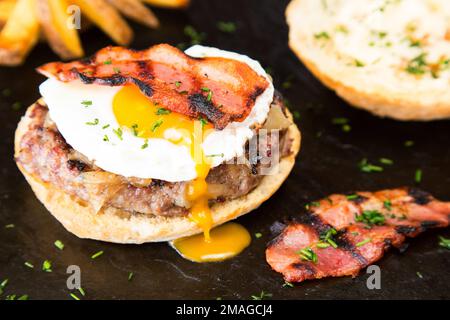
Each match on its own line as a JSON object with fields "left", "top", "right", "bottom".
{"left": 207, "top": 183, "right": 229, "bottom": 198}
{"left": 79, "top": 171, "right": 124, "bottom": 185}
{"left": 262, "top": 104, "right": 291, "bottom": 130}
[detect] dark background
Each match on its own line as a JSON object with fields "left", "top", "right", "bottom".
{"left": 0, "top": 0, "right": 449, "bottom": 300}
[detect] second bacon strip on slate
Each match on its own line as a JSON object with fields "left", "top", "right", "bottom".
{"left": 266, "top": 187, "right": 450, "bottom": 283}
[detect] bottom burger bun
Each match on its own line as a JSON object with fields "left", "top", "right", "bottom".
{"left": 15, "top": 100, "right": 301, "bottom": 244}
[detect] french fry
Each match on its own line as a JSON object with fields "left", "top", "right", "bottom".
{"left": 140, "top": 0, "right": 189, "bottom": 9}
{"left": 0, "top": 0, "right": 16, "bottom": 28}
{"left": 37, "top": 0, "right": 84, "bottom": 60}
{"left": 0, "top": 0, "right": 40, "bottom": 66}
{"left": 70, "top": 0, "right": 133, "bottom": 45}
{"left": 107, "top": 0, "right": 159, "bottom": 29}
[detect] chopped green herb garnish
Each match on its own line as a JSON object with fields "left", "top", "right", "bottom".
{"left": 282, "top": 281, "right": 294, "bottom": 288}
{"left": 113, "top": 128, "right": 123, "bottom": 140}
{"left": 103, "top": 135, "right": 110, "bottom": 142}
{"left": 102, "top": 124, "right": 110, "bottom": 129}
{"left": 406, "top": 53, "right": 427, "bottom": 75}
{"left": 320, "top": 228, "right": 338, "bottom": 248}
{"left": 297, "top": 247, "right": 318, "bottom": 263}
{"left": 113, "top": 67, "right": 121, "bottom": 74}
{"left": 359, "top": 158, "right": 384, "bottom": 173}
{"left": 128, "top": 272, "right": 134, "bottom": 281}
{"left": 346, "top": 194, "right": 359, "bottom": 200}
{"left": 305, "top": 201, "right": 320, "bottom": 210}
{"left": 131, "top": 124, "right": 139, "bottom": 136}
{"left": 1, "top": 279, "right": 8, "bottom": 288}
{"left": 42, "top": 260, "right": 52, "bottom": 272}
{"left": 408, "top": 38, "right": 422, "bottom": 48}
{"left": 335, "top": 25, "right": 348, "bottom": 33}
{"left": 5, "top": 294, "right": 27, "bottom": 300}
{"left": 316, "top": 242, "right": 331, "bottom": 249}
{"left": 24, "top": 262, "right": 34, "bottom": 269}
{"left": 379, "top": 158, "right": 393, "bottom": 165}
{"left": 383, "top": 200, "right": 392, "bottom": 211}
{"left": 332, "top": 117, "right": 349, "bottom": 125}
{"left": 355, "top": 238, "right": 372, "bottom": 247}
{"left": 103, "top": 59, "right": 112, "bottom": 65}
{"left": 314, "top": 31, "right": 330, "bottom": 40}
{"left": 404, "top": 140, "right": 415, "bottom": 147}
{"left": 355, "top": 59, "right": 365, "bottom": 67}
{"left": 91, "top": 251, "right": 104, "bottom": 259}
{"left": 415, "top": 169, "right": 422, "bottom": 183}
{"left": 206, "top": 153, "right": 224, "bottom": 158}
{"left": 438, "top": 236, "right": 450, "bottom": 250}
{"left": 174, "top": 81, "right": 182, "bottom": 88}
{"left": 342, "top": 124, "right": 351, "bottom": 132}
{"left": 0, "top": 279, "right": 8, "bottom": 295}
{"left": 81, "top": 100, "right": 92, "bottom": 107}
{"left": 199, "top": 117, "right": 208, "bottom": 128}
{"left": 217, "top": 21, "right": 237, "bottom": 33}
{"left": 12, "top": 102, "right": 22, "bottom": 111}
{"left": 332, "top": 117, "right": 351, "bottom": 131}
{"left": 251, "top": 290, "right": 272, "bottom": 300}
{"left": 151, "top": 119, "right": 163, "bottom": 132}
{"left": 78, "top": 287, "right": 86, "bottom": 296}
{"left": 70, "top": 293, "right": 80, "bottom": 300}
{"left": 54, "top": 240, "right": 64, "bottom": 250}
{"left": 355, "top": 210, "right": 385, "bottom": 226}
{"left": 141, "top": 139, "right": 149, "bottom": 150}
{"left": 85, "top": 118, "right": 99, "bottom": 126}
{"left": 378, "top": 31, "right": 388, "bottom": 39}
{"left": 184, "top": 25, "right": 206, "bottom": 45}
{"left": 255, "top": 232, "right": 262, "bottom": 239}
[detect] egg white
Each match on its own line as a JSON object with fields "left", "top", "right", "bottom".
{"left": 39, "top": 46, "right": 274, "bottom": 182}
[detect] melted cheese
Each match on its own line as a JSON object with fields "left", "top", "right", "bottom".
{"left": 171, "top": 223, "right": 251, "bottom": 262}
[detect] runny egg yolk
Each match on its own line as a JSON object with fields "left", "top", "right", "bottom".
{"left": 113, "top": 85, "right": 251, "bottom": 262}
{"left": 112, "top": 84, "right": 210, "bottom": 141}
{"left": 171, "top": 223, "right": 251, "bottom": 263}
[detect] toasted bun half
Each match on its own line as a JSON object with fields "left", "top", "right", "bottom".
{"left": 15, "top": 100, "right": 301, "bottom": 244}
{"left": 286, "top": 0, "right": 450, "bottom": 121}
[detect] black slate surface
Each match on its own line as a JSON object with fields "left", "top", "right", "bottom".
{"left": 0, "top": 0, "right": 449, "bottom": 300}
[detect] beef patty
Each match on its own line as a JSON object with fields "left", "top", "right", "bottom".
{"left": 15, "top": 94, "right": 293, "bottom": 217}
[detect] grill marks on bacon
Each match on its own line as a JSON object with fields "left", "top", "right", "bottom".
{"left": 266, "top": 188, "right": 450, "bottom": 283}
{"left": 36, "top": 44, "right": 270, "bottom": 129}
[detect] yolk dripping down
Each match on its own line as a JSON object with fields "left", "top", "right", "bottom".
{"left": 171, "top": 223, "right": 251, "bottom": 263}
{"left": 113, "top": 85, "right": 251, "bottom": 262}
{"left": 113, "top": 84, "right": 214, "bottom": 238}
